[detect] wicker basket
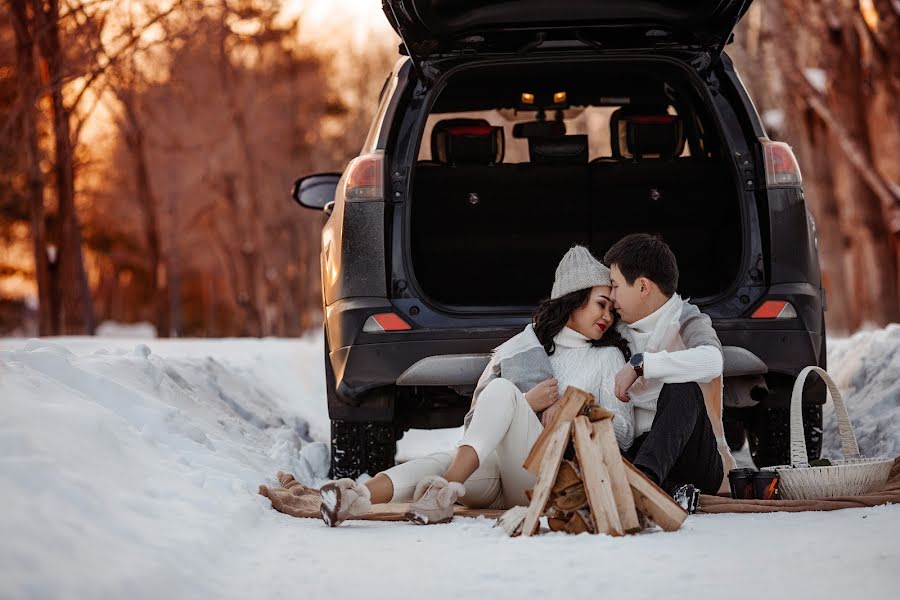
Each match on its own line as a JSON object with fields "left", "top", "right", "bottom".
{"left": 761, "top": 366, "right": 893, "bottom": 500}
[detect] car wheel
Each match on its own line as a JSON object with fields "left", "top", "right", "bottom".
{"left": 323, "top": 332, "right": 398, "bottom": 479}
{"left": 800, "top": 403, "right": 823, "bottom": 462}
{"left": 330, "top": 419, "right": 397, "bottom": 479}
{"left": 724, "top": 417, "right": 746, "bottom": 452}
{"left": 746, "top": 403, "right": 823, "bottom": 468}
{"left": 746, "top": 406, "right": 789, "bottom": 468}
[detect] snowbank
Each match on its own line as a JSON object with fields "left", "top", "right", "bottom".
{"left": 0, "top": 329, "right": 898, "bottom": 599}
{"left": 824, "top": 324, "right": 900, "bottom": 459}
{"left": 94, "top": 320, "right": 158, "bottom": 338}
{"left": 0, "top": 336, "right": 330, "bottom": 598}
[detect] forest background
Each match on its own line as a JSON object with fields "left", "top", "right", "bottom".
{"left": 1, "top": 0, "right": 898, "bottom": 338}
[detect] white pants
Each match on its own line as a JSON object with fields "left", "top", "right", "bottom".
{"left": 381, "top": 378, "right": 543, "bottom": 509}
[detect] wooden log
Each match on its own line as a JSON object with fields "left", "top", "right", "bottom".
{"left": 572, "top": 415, "right": 624, "bottom": 536}
{"left": 552, "top": 460, "right": 581, "bottom": 494}
{"left": 548, "top": 516, "right": 568, "bottom": 532}
{"left": 544, "top": 505, "right": 566, "bottom": 520}
{"left": 593, "top": 419, "right": 641, "bottom": 533}
{"left": 523, "top": 387, "right": 594, "bottom": 476}
{"left": 623, "top": 460, "right": 687, "bottom": 532}
{"left": 565, "top": 508, "right": 593, "bottom": 534}
{"left": 587, "top": 406, "right": 615, "bottom": 422}
{"left": 552, "top": 484, "right": 588, "bottom": 512}
{"left": 521, "top": 421, "right": 571, "bottom": 536}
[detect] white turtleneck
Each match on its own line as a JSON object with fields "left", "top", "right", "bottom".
{"left": 547, "top": 326, "right": 635, "bottom": 450}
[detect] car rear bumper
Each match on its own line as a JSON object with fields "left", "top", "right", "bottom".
{"left": 327, "top": 294, "right": 826, "bottom": 410}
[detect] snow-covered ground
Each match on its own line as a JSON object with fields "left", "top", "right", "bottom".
{"left": 1, "top": 327, "right": 898, "bottom": 600}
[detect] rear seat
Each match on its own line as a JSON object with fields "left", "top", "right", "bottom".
{"left": 413, "top": 119, "right": 515, "bottom": 304}
{"left": 413, "top": 109, "right": 738, "bottom": 303}
{"left": 589, "top": 109, "right": 739, "bottom": 297}
{"left": 413, "top": 121, "right": 590, "bottom": 305}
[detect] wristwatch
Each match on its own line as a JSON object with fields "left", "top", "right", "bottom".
{"left": 629, "top": 353, "right": 644, "bottom": 377}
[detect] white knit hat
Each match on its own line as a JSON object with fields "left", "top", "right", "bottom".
{"left": 550, "top": 245, "right": 611, "bottom": 299}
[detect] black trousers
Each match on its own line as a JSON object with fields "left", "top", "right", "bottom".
{"left": 623, "top": 382, "right": 724, "bottom": 494}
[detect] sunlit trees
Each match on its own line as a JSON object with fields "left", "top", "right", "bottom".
{"left": 2, "top": 0, "right": 398, "bottom": 336}
{"left": 731, "top": 0, "right": 900, "bottom": 333}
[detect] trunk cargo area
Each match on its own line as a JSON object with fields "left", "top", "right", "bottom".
{"left": 409, "top": 60, "right": 744, "bottom": 308}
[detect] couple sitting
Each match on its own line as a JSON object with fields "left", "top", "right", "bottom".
{"left": 321, "top": 233, "right": 732, "bottom": 526}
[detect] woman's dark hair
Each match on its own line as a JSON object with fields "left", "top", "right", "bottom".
{"left": 532, "top": 288, "right": 631, "bottom": 361}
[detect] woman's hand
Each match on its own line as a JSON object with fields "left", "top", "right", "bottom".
{"left": 614, "top": 365, "right": 639, "bottom": 402}
{"left": 525, "top": 377, "right": 559, "bottom": 413}
{"left": 540, "top": 400, "right": 563, "bottom": 427}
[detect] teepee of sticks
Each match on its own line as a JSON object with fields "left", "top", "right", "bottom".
{"left": 502, "top": 387, "right": 688, "bottom": 537}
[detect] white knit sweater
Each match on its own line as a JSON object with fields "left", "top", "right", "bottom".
{"left": 548, "top": 326, "right": 635, "bottom": 450}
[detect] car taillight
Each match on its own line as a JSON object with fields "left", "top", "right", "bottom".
{"left": 362, "top": 313, "right": 412, "bottom": 332}
{"left": 760, "top": 139, "right": 802, "bottom": 187}
{"left": 344, "top": 151, "right": 384, "bottom": 202}
{"left": 751, "top": 300, "right": 798, "bottom": 319}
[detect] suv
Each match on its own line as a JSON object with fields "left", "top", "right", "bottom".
{"left": 293, "top": 0, "right": 827, "bottom": 479}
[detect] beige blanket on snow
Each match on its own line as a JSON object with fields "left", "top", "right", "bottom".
{"left": 698, "top": 456, "right": 900, "bottom": 514}
{"left": 260, "top": 457, "right": 899, "bottom": 521}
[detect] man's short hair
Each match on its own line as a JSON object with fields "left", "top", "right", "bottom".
{"left": 603, "top": 233, "right": 679, "bottom": 297}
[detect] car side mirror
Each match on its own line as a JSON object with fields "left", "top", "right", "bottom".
{"left": 291, "top": 173, "right": 341, "bottom": 210}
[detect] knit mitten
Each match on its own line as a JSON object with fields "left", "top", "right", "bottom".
{"left": 319, "top": 478, "right": 372, "bottom": 527}
{"left": 258, "top": 471, "right": 323, "bottom": 518}
{"left": 404, "top": 475, "right": 465, "bottom": 525}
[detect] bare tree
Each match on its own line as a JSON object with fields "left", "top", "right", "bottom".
{"left": 2, "top": 0, "right": 399, "bottom": 336}
{"left": 9, "top": 0, "right": 54, "bottom": 334}
{"left": 731, "top": 0, "right": 900, "bottom": 333}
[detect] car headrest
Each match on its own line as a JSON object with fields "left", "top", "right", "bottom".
{"left": 610, "top": 109, "right": 685, "bottom": 159}
{"left": 528, "top": 135, "right": 589, "bottom": 164}
{"left": 431, "top": 118, "right": 504, "bottom": 166}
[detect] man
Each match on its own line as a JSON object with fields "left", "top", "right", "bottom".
{"left": 604, "top": 233, "right": 732, "bottom": 513}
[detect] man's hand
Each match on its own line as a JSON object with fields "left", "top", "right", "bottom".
{"left": 541, "top": 400, "right": 562, "bottom": 427}
{"left": 614, "top": 365, "right": 640, "bottom": 402}
{"left": 525, "top": 377, "right": 559, "bottom": 412}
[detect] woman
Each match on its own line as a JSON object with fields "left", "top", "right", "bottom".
{"left": 320, "top": 245, "right": 634, "bottom": 526}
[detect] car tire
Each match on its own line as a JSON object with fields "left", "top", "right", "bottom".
{"left": 324, "top": 331, "right": 398, "bottom": 479}
{"left": 330, "top": 420, "right": 398, "bottom": 479}
{"left": 724, "top": 418, "right": 746, "bottom": 452}
{"left": 746, "top": 403, "right": 823, "bottom": 468}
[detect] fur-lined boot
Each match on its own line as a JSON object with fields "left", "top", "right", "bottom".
{"left": 404, "top": 476, "right": 465, "bottom": 525}
{"left": 319, "top": 478, "right": 372, "bottom": 527}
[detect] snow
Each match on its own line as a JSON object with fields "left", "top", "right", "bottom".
{"left": 762, "top": 108, "right": 785, "bottom": 132}
{"left": 803, "top": 68, "right": 828, "bottom": 94}
{"left": 95, "top": 320, "right": 158, "bottom": 338}
{"left": 1, "top": 329, "right": 899, "bottom": 599}
{"left": 823, "top": 324, "right": 900, "bottom": 459}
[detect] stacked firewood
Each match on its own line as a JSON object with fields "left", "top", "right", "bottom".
{"left": 501, "top": 387, "right": 688, "bottom": 537}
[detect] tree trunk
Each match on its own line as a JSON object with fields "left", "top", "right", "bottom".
{"left": 31, "top": 0, "right": 95, "bottom": 334}
{"left": 823, "top": 4, "right": 899, "bottom": 326}
{"left": 220, "top": 174, "right": 261, "bottom": 335}
{"left": 118, "top": 90, "right": 171, "bottom": 337}
{"left": 10, "top": 0, "right": 54, "bottom": 335}
{"left": 216, "top": 10, "right": 266, "bottom": 336}
{"left": 730, "top": 0, "right": 900, "bottom": 333}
